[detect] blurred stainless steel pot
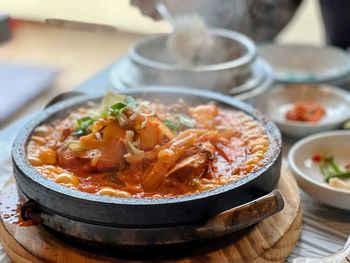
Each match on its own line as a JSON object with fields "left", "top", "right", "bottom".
{"left": 119, "top": 28, "right": 257, "bottom": 93}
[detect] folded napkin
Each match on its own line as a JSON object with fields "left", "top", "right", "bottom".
{"left": 0, "top": 62, "right": 58, "bottom": 123}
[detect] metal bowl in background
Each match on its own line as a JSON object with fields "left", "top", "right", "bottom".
{"left": 110, "top": 28, "right": 260, "bottom": 94}
{"left": 110, "top": 57, "right": 273, "bottom": 105}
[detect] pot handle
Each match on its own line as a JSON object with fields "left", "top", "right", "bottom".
{"left": 19, "top": 191, "right": 284, "bottom": 235}
{"left": 20, "top": 199, "right": 43, "bottom": 224}
{"left": 44, "top": 91, "right": 86, "bottom": 109}
{"left": 195, "top": 190, "right": 284, "bottom": 239}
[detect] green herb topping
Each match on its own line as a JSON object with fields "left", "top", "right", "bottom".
{"left": 319, "top": 154, "right": 350, "bottom": 182}
{"left": 162, "top": 114, "right": 197, "bottom": 131}
{"left": 110, "top": 102, "right": 127, "bottom": 116}
{"left": 163, "top": 120, "right": 179, "bottom": 131}
{"left": 73, "top": 116, "right": 95, "bottom": 136}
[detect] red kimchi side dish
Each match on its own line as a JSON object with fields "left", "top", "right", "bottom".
{"left": 27, "top": 92, "right": 270, "bottom": 198}
{"left": 285, "top": 101, "right": 326, "bottom": 122}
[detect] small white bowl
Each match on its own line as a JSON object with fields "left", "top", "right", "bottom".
{"left": 288, "top": 131, "right": 350, "bottom": 210}
{"left": 255, "top": 84, "right": 350, "bottom": 138}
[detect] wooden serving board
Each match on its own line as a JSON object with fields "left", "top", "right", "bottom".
{"left": 0, "top": 164, "right": 301, "bottom": 263}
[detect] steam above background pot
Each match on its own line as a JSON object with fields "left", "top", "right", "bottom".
{"left": 109, "top": 29, "right": 274, "bottom": 102}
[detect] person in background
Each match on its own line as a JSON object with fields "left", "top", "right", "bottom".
{"left": 131, "top": 0, "right": 302, "bottom": 44}
{"left": 131, "top": 0, "right": 350, "bottom": 49}
{"left": 319, "top": 0, "right": 350, "bottom": 49}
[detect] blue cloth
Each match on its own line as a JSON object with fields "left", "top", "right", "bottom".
{"left": 0, "top": 62, "right": 58, "bottom": 123}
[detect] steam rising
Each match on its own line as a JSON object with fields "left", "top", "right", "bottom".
{"left": 167, "top": 14, "right": 228, "bottom": 68}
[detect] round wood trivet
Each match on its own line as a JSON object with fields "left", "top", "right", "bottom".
{"left": 0, "top": 165, "right": 301, "bottom": 262}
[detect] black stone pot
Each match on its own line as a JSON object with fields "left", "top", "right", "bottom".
{"left": 12, "top": 87, "right": 282, "bottom": 245}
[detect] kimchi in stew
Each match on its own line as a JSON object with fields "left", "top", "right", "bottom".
{"left": 27, "top": 92, "right": 270, "bottom": 198}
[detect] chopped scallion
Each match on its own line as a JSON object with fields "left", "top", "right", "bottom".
{"left": 111, "top": 102, "right": 127, "bottom": 111}
{"left": 124, "top": 96, "right": 139, "bottom": 109}
{"left": 163, "top": 120, "right": 179, "bottom": 131}
{"left": 318, "top": 153, "right": 350, "bottom": 182}
{"left": 177, "top": 114, "right": 197, "bottom": 128}
{"left": 73, "top": 116, "right": 95, "bottom": 136}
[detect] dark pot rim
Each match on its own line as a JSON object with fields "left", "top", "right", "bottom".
{"left": 12, "top": 87, "right": 281, "bottom": 206}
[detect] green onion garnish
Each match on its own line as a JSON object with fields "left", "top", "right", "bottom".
{"left": 73, "top": 116, "right": 95, "bottom": 136}
{"left": 319, "top": 153, "right": 350, "bottom": 182}
{"left": 124, "top": 96, "right": 139, "bottom": 109}
{"left": 177, "top": 114, "right": 197, "bottom": 128}
{"left": 110, "top": 102, "right": 127, "bottom": 110}
{"left": 163, "top": 120, "right": 179, "bottom": 131}
{"left": 163, "top": 115, "right": 197, "bottom": 131}
{"left": 110, "top": 102, "right": 127, "bottom": 116}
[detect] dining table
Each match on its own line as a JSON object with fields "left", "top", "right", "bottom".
{"left": 0, "top": 21, "right": 349, "bottom": 262}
